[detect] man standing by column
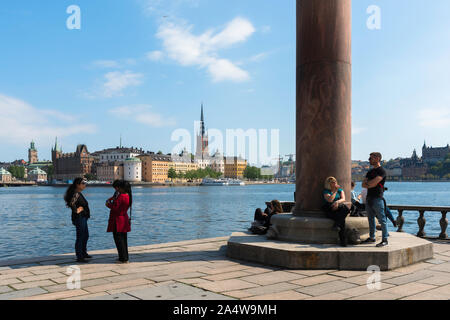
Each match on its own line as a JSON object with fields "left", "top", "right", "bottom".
{"left": 362, "top": 152, "right": 389, "bottom": 247}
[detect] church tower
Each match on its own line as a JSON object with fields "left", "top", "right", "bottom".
{"left": 28, "top": 141, "right": 38, "bottom": 164}
{"left": 195, "top": 103, "right": 209, "bottom": 160}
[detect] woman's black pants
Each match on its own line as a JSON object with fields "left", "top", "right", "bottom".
{"left": 113, "top": 232, "right": 129, "bottom": 262}
{"left": 326, "top": 206, "right": 349, "bottom": 245}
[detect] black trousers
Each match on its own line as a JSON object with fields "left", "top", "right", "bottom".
{"left": 325, "top": 205, "right": 349, "bottom": 244}
{"left": 113, "top": 232, "right": 129, "bottom": 262}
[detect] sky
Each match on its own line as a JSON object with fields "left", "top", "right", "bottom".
{"left": 0, "top": 0, "right": 449, "bottom": 164}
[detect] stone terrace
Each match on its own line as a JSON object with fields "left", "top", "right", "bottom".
{"left": 0, "top": 236, "right": 448, "bottom": 300}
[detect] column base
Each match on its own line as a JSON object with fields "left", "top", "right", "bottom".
{"left": 267, "top": 213, "right": 376, "bottom": 244}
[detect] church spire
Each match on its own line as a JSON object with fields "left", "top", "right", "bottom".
{"left": 200, "top": 103, "right": 205, "bottom": 136}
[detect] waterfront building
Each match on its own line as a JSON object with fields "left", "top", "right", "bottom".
{"left": 28, "top": 141, "right": 38, "bottom": 165}
{"left": 401, "top": 149, "right": 428, "bottom": 179}
{"left": 209, "top": 150, "right": 225, "bottom": 175}
{"left": 124, "top": 157, "right": 142, "bottom": 182}
{"left": 94, "top": 147, "right": 144, "bottom": 163}
{"left": 422, "top": 142, "right": 450, "bottom": 165}
{"left": 224, "top": 156, "right": 247, "bottom": 179}
{"left": 0, "top": 167, "right": 12, "bottom": 183}
{"left": 51, "top": 138, "right": 95, "bottom": 182}
{"left": 139, "top": 153, "right": 171, "bottom": 183}
{"left": 96, "top": 161, "right": 124, "bottom": 182}
{"left": 27, "top": 167, "right": 47, "bottom": 183}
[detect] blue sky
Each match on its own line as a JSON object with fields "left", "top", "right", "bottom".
{"left": 0, "top": 0, "right": 449, "bottom": 164}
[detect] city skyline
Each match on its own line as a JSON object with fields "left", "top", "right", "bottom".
{"left": 1, "top": 1, "right": 450, "bottom": 163}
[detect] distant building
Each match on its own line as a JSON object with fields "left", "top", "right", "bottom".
{"left": 401, "top": 149, "right": 427, "bottom": 179}
{"left": 195, "top": 104, "right": 211, "bottom": 169}
{"left": 124, "top": 157, "right": 142, "bottom": 182}
{"left": 28, "top": 167, "right": 47, "bottom": 183}
{"left": 139, "top": 153, "right": 170, "bottom": 183}
{"left": 209, "top": 150, "right": 225, "bottom": 175}
{"left": 51, "top": 138, "right": 95, "bottom": 182}
{"left": 28, "top": 141, "right": 38, "bottom": 165}
{"left": 96, "top": 161, "right": 124, "bottom": 182}
{"left": 224, "top": 156, "right": 247, "bottom": 179}
{"left": 422, "top": 142, "right": 450, "bottom": 165}
{"left": 0, "top": 167, "right": 12, "bottom": 183}
{"left": 169, "top": 149, "right": 198, "bottom": 177}
{"left": 94, "top": 147, "right": 144, "bottom": 163}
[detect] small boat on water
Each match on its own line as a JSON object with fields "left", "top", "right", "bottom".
{"left": 201, "top": 178, "right": 229, "bottom": 186}
{"left": 227, "top": 179, "right": 245, "bottom": 186}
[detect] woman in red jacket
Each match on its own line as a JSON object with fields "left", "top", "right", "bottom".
{"left": 106, "top": 180, "right": 132, "bottom": 263}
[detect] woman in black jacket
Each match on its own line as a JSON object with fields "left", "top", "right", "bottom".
{"left": 64, "top": 178, "right": 91, "bottom": 263}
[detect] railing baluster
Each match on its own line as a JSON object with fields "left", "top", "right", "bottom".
{"left": 417, "top": 210, "right": 426, "bottom": 237}
{"left": 396, "top": 210, "right": 404, "bottom": 232}
{"left": 439, "top": 211, "right": 448, "bottom": 239}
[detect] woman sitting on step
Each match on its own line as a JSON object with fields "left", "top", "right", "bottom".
{"left": 322, "top": 177, "right": 351, "bottom": 247}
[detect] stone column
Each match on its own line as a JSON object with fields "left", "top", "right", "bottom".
{"left": 294, "top": 0, "right": 352, "bottom": 215}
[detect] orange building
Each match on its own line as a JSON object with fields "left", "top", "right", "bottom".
{"left": 139, "top": 153, "right": 171, "bottom": 183}
{"left": 224, "top": 156, "right": 247, "bottom": 179}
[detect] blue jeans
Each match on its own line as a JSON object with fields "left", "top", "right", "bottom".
{"left": 366, "top": 197, "right": 389, "bottom": 240}
{"left": 74, "top": 216, "right": 89, "bottom": 259}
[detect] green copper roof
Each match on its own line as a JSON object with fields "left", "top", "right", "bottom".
{"left": 28, "top": 168, "right": 47, "bottom": 175}
{"left": 0, "top": 167, "right": 12, "bottom": 175}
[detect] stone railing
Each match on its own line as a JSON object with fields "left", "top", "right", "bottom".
{"left": 388, "top": 205, "right": 449, "bottom": 240}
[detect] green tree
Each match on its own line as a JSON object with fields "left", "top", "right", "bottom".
{"left": 8, "top": 166, "right": 25, "bottom": 179}
{"left": 244, "top": 166, "right": 261, "bottom": 180}
{"left": 168, "top": 167, "right": 177, "bottom": 180}
{"left": 84, "top": 173, "right": 97, "bottom": 181}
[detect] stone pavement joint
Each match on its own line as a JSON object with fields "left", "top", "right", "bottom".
{"left": 0, "top": 236, "right": 447, "bottom": 300}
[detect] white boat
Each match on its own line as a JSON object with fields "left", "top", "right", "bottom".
{"left": 201, "top": 178, "right": 229, "bottom": 186}
{"left": 227, "top": 179, "right": 245, "bottom": 186}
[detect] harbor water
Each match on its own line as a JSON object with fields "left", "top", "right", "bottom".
{"left": 0, "top": 182, "right": 448, "bottom": 262}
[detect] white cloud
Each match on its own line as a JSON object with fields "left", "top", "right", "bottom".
{"left": 418, "top": 107, "right": 450, "bottom": 128}
{"left": 102, "top": 71, "right": 144, "bottom": 98}
{"left": 91, "top": 59, "right": 137, "bottom": 69}
{"left": 146, "top": 50, "right": 164, "bottom": 61}
{"left": 0, "top": 93, "right": 96, "bottom": 145}
{"left": 140, "top": 0, "right": 200, "bottom": 16}
{"left": 109, "top": 105, "right": 176, "bottom": 127}
{"left": 155, "top": 17, "right": 255, "bottom": 82}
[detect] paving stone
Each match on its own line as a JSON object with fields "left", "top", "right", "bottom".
{"left": 339, "top": 283, "right": 395, "bottom": 298}
{"left": 11, "top": 280, "right": 56, "bottom": 290}
{"left": 417, "top": 274, "right": 450, "bottom": 286}
{"left": 394, "top": 262, "right": 430, "bottom": 273}
{"left": 381, "top": 282, "right": 437, "bottom": 298}
{"left": 52, "top": 270, "right": 120, "bottom": 284}
{"left": 349, "top": 290, "right": 402, "bottom": 300}
{"left": 288, "top": 269, "right": 334, "bottom": 276}
{"left": 107, "top": 284, "right": 155, "bottom": 295}
{"left": 240, "top": 271, "right": 305, "bottom": 286}
{"left": 0, "top": 278, "right": 23, "bottom": 286}
{"left": 195, "top": 279, "right": 259, "bottom": 293}
{"left": 222, "top": 290, "right": 254, "bottom": 299}
{"left": 295, "top": 280, "right": 357, "bottom": 297}
{"left": 428, "top": 262, "right": 450, "bottom": 273}
{"left": 0, "top": 271, "right": 34, "bottom": 278}
{"left": 87, "top": 293, "right": 139, "bottom": 300}
{"left": 240, "top": 282, "right": 300, "bottom": 297}
{"left": 244, "top": 290, "right": 311, "bottom": 300}
{"left": 196, "top": 265, "right": 252, "bottom": 275}
{"left": 305, "top": 292, "right": 349, "bottom": 300}
{"left": 150, "top": 272, "right": 208, "bottom": 283}
{"left": 329, "top": 270, "right": 367, "bottom": 278}
{"left": 400, "top": 284, "right": 450, "bottom": 300}
{"left": 0, "top": 287, "right": 48, "bottom": 300}
{"left": 29, "top": 266, "right": 64, "bottom": 275}
{"left": 22, "top": 289, "right": 90, "bottom": 300}
{"left": 202, "top": 271, "right": 252, "bottom": 281}
{"left": 19, "top": 272, "right": 66, "bottom": 282}
{"left": 0, "top": 286, "right": 13, "bottom": 294}
{"left": 290, "top": 274, "right": 342, "bottom": 286}
{"left": 126, "top": 282, "right": 231, "bottom": 300}
{"left": 384, "top": 270, "right": 435, "bottom": 285}
{"left": 43, "top": 278, "right": 111, "bottom": 293}
{"left": 177, "top": 278, "right": 211, "bottom": 285}
{"left": 63, "top": 292, "right": 110, "bottom": 300}
{"left": 84, "top": 278, "right": 152, "bottom": 293}
{"left": 424, "top": 259, "right": 446, "bottom": 265}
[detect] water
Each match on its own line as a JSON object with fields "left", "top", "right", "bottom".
{"left": 0, "top": 182, "right": 448, "bottom": 262}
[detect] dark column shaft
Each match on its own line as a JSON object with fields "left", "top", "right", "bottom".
{"left": 294, "top": 0, "right": 352, "bottom": 215}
